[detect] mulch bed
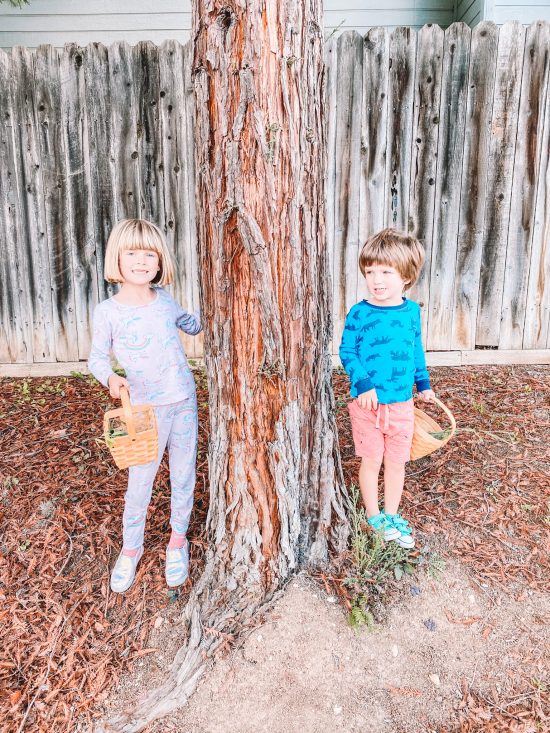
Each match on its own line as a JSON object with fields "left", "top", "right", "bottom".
{"left": 0, "top": 365, "right": 548, "bottom": 732}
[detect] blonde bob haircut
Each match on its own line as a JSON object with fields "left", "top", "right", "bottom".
{"left": 104, "top": 218, "right": 175, "bottom": 286}
{"left": 359, "top": 228, "right": 425, "bottom": 287}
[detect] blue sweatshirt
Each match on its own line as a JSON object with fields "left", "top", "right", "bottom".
{"left": 339, "top": 298, "right": 431, "bottom": 404}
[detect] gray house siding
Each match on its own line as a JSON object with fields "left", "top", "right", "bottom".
{"left": 456, "top": 0, "right": 483, "bottom": 26}
{"left": 0, "top": 0, "right": 455, "bottom": 49}
{"left": 486, "top": 1, "right": 550, "bottom": 24}
{"left": 1, "top": 1, "right": 549, "bottom": 49}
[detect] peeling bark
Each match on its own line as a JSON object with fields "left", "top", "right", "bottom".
{"left": 100, "top": 2, "right": 346, "bottom": 730}
{"left": 195, "top": 0, "right": 347, "bottom": 590}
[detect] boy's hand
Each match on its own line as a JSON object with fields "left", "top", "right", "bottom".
{"left": 357, "top": 388, "right": 378, "bottom": 411}
{"left": 419, "top": 389, "right": 435, "bottom": 402}
{"left": 108, "top": 374, "right": 130, "bottom": 399}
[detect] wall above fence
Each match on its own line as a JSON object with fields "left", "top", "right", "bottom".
{"left": 0, "top": 22, "right": 549, "bottom": 369}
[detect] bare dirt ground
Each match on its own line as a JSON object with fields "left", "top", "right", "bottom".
{"left": 107, "top": 562, "right": 549, "bottom": 733}
{"left": 1, "top": 365, "right": 548, "bottom": 732}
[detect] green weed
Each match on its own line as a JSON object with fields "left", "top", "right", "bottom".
{"left": 343, "top": 484, "right": 413, "bottom": 629}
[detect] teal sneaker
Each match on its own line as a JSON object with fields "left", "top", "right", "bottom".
{"left": 368, "top": 512, "right": 400, "bottom": 541}
{"left": 386, "top": 514, "right": 415, "bottom": 549}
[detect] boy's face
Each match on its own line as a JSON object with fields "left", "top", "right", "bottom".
{"left": 364, "top": 263, "right": 408, "bottom": 307}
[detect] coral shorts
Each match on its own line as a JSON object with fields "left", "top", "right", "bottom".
{"left": 348, "top": 398, "right": 415, "bottom": 464}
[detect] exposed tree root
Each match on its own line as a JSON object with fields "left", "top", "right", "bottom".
{"left": 97, "top": 551, "right": 285, "bottom": 732}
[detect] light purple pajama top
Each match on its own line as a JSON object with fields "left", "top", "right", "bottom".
{"left": 88, "top": 287, "right": 202, "bottom": 406}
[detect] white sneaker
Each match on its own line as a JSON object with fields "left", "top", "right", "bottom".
{"left": 165, "top": 541, "right": 189, "bottom": 588}
{"left": 110, "top": 547, "right": 143, "bottom": 593}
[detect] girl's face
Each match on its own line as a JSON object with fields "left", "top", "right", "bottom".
{"left": 364, "top": 263, "right": 408, "bottom": 307}
{"left": 119, "top": 248, "right": 160, "bottom": 286}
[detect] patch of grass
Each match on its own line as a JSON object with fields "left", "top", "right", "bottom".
{"left": 343, "top": 484, "right": 414, "bottom": 629}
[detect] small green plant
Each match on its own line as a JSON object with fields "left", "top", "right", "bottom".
{"left": 19, "top": 380, "right": 32, "bottom": 402}
{"left": 348, "top": 594, "right": 374, "bottom": 630}
{"left": 472, "top": 400, "right": 486, "bottom": 415}
{"left": 344, "top": 485, "right": 414, "bottom": 628}
{"left": 426, "top": 552, "right": 446, "bottom": 579}
{"left": 428, "top": 428, "right": 452, "bottom": 440}
{"left": 104, "top": 427, "right": 128, "bottom": 449}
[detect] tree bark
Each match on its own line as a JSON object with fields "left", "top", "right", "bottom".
{"left": 101, "top": 2, "right": 346, "bottom": 729}
{"left": 194, "top": 0, "right": 347, "bottom": 592}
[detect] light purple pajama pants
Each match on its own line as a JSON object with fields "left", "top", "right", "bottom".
{"left": 122, "top": 398, "right": 198, "bottom": 550}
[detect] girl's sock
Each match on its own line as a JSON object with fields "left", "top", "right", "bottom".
{"left": 168, "top": 531, "right": 186, "bottom": 549}
{"left": 122, "top": 547, "right": 139, "bottom": 558}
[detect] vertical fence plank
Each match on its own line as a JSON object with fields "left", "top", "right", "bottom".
{"left": 427, "top": 22, "right": 471, "bottom": 350}
{"left": 134, "top": 41, "right": 163, "bottom": 225}
{"left": 407, "top": 24, "right": 444, "bottom": 340}
{"left": 159, "top": 40, "right": 194, "bottom": 357}
{"left": 476, "top": 22, "right": 525, "bottom": 347}
{"left": 0, "top": 50, "right": 29, "bottom": 362}
{"left": 523, "top": 24, "right": 550, "bottom": 349}
{"left": 357, "top": 27, "right": 390, "bottom": 302}
{"left": 34, "top": 45, "right": 79, "bottom": 362}
{"left": 10, "top": 46, "right": 55, "bottom": 362}
{"left": 385, "top": 27, "right": 416, "bottom": 231}
{"left": 331, "top": 32, "right": 363, "bottom": 350}
{"left": 85, "top": 42, "right": 117, "bottom": 302}
{"left": 500, "top": 22, "right": 550, "bottom": 349}
{"left": 324, "top": 34, "right": 338, "bottom": 356}
{"left": 183, "top": 40, "right": 202, "bottom": 358}
{"left": 59, "top": 44, "right": 98, "bottom": 359}
{"left": 451, "top": 22, "right": 498, "bottom": 350}
{"left": 109, "top": 41, "right": 141, "bottom": 221}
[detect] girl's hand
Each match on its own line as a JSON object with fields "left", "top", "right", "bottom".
{"left": 357, "top": 388, "right": 378, "bottom": 411}
{"left": 419, "top": 389, "right": 435, "bottom": 402}
{"left": 108, "top": 374, "right": 130, "bottom": 399}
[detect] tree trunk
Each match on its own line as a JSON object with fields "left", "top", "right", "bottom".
{"left": 101, "top": 2, "right": 346, "bottom": 729}
{"left": 195, "top": 0, "right": 347, "bottom": 591}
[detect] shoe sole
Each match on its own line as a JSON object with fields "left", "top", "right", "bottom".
{"left": 166, "top": 572, "right": 189, "bottom": 588}
{"left": 393, "top": 536, "right": 415, "bottom": 549}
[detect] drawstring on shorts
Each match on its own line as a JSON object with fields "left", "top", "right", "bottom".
{"left": 375, "top": 404, "right": 390, "bottom": 431}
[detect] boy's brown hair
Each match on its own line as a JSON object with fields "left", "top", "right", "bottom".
{"left": 359, "top": 228, "right": 425, "bottom": 287}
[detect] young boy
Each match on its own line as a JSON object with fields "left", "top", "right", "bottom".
{"left": 339, "top": 228, "right": 434, "bottom": 549}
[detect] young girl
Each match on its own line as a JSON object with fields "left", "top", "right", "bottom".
{"left": 339, "top": 229, "right": 435, "bottom": 549}
{"left": 88, "top": 219, "right": 202, "bottom": 593}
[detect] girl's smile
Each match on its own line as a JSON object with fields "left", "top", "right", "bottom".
{"left": 119, "top": 249, "right": 160, "bottom": 285}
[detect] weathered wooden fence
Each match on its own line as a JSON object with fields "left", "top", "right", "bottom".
{"left": 1, "top": 22, "right": 549, "bottom": 369}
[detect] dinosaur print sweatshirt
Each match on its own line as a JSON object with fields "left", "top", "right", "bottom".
{"left": 339, "top": 298, "right": 431, "bottom": 404}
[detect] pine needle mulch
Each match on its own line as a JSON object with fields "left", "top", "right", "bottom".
{"left": 0, "top": 365, "right": 548, "bottom": 732}
{"left": 0, "top": 371, "right": 210, "bottom": 733}
{"left": 334, "top": 364, "right": 550, "bottom": 733}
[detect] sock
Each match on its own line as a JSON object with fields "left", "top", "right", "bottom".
{"left": 168, "top": 531, "right": 186, "bottom": 549}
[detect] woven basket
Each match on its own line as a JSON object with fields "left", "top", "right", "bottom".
{"left": 103, "top": 387, "right": 158, "bottom": 469}
{"left": 410, "top": 396, "right": 456, "bottom": 461}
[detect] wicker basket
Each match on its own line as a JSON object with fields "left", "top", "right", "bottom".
{"left": 103, "top": 387, "right": 158, "bottom": 469}
{"left": 410, "top": 396, "right": 456, "bottom": 461}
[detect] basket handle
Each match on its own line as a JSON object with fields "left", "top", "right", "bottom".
{"left": 431, "top": 396, "right": 456, "bottom": 436}
{"left": 120, "top": 386, "right": 137, "bottom": 440}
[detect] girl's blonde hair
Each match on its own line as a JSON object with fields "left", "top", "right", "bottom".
{"left": 359, "top": 228, "right": 425, "bottom": 286}
{"left": 104, "top": 219, "right": 175, "bottom": 285}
